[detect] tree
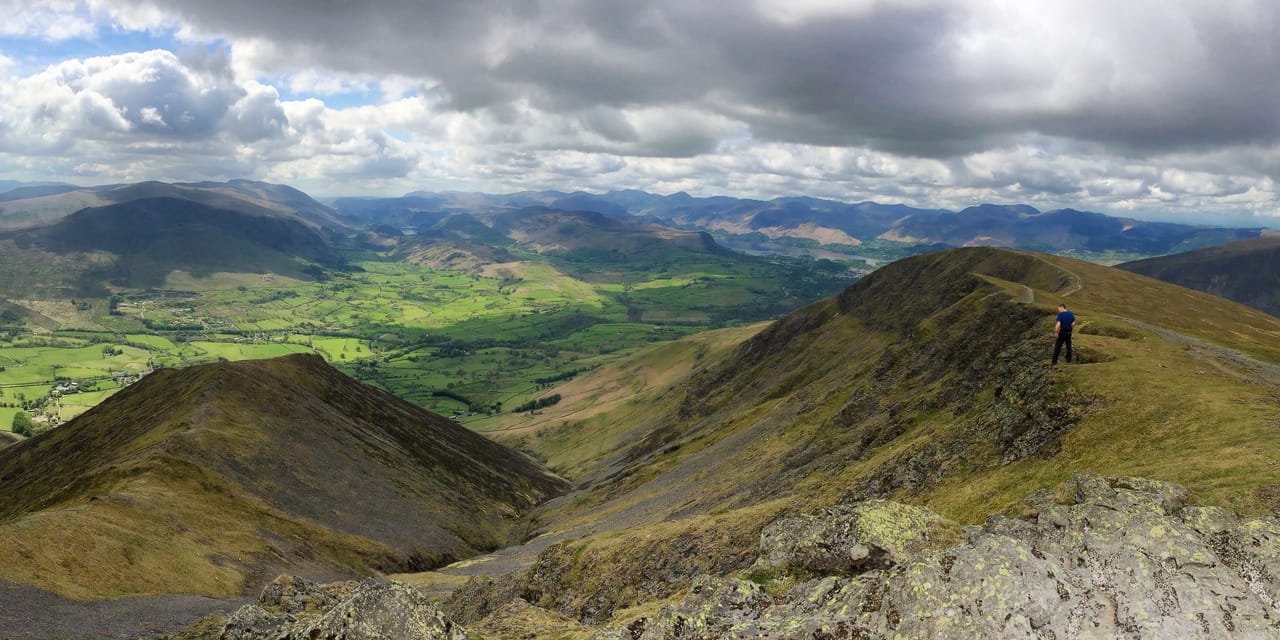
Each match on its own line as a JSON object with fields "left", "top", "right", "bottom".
{"left": 12, "top": 411, "right": 34, "bottom": 437}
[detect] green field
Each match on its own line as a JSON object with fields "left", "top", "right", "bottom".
{"left": 0, "top": 247, "right": 854, "bottom": 426}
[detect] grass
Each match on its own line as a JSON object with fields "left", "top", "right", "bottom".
{"left": 505, "top": 247, "right": 1280, "bottom": 553}
{"left": 0, "top": 406, "right": 19, "bottom": 431}
{"left": 921, "top": 296, "right": 1280, "bottom": 521}
{"left": 0, "top": 354, "right": 568, "bottom": 599}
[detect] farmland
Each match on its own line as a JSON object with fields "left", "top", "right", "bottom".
{"left": 1, "top": 247, "right": 855, "bottom": 430}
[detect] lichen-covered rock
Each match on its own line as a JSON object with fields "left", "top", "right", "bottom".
{"left": 217, "top": 576, "right": 467, "bottom": 640}
{"left": 441, "top": 573, "right": 528, "bottom": 625}
{"left": 595, "top": 577, "right": 772, "bottom": 640}
{"left": 287, "top": 579, "right": 466, "bottom": 640}
{"left": 219, "top": 605, "right": 289, "bottom": 640}
{"left": 754, "top": 499, "right": 963, "bottom": 575}
{"left": 598, "top": 473, "right": 1280, "bottom": 639}
{"left": 258, "top": 574, "right": 350, "bottom": 615}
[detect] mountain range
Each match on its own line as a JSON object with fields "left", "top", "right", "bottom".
{"left": 0, "top": 178, "right": 1267, "bottom": 306}
{"left": 336, "top": 189, "right": 1265, "bottom": 258}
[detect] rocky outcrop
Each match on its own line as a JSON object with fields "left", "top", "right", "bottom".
{"left": 215, "top": 474, "right": 1279, "bottom": 639}
{"left": 593, "top": 473, "right": 1280, "bottom": 639}
{"left": 218, "top": 575, "right": 467, "bottom": 640}
{"left": 754, "top": 500, "right": 963, "bottom": 576}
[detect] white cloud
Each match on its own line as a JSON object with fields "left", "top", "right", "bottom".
{"left": 0, "top": 1, "right": 95, "bottom": 40}
{"left": 1, "top": 0, "right": 1280, "bottom": 223}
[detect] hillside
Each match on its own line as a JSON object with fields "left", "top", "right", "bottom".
{"left": 521, "top": 248, "right": 1280, "bottom": 526}
{"left": 0, "top": 354, "right": 565, "bottom": 600}
{"left": 405, "top": 247, "right": 1280, "bottom": 632}
{"left": 1117, "top": 234, "right": 1280, "bottom": 316}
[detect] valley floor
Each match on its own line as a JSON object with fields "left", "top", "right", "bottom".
{"left": 0, "top": 581, "right": 241, "bottom": 640}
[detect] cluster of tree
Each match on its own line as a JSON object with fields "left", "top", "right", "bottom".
{"left": 141, "top": 318, "right": 204, "bottom": 332}
{"left": 512, "top": 394, "right": 561, "bottom": 414}
{"left": 249, "top": 290, "right": 301, "bottom": 304}
{"left": 534, "top": 369, "right": 584, "bottom": 388}
{"left": 431, "top": 389, "right": 475, "bottom": 406}
{"left": 10, "top": 411, "right": 45, "bottom": 437}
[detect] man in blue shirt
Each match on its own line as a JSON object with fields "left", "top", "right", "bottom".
{"left": 1053, "top": 303, "right": 1075, "bottom": 364}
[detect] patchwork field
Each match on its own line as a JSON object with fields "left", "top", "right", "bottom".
{"left": 1, "top": 248, "right": 853, "bottom": 429}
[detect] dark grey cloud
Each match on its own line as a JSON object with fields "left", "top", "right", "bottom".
{"left": 105, "top": 0, "right": 1280, "bottom": 158}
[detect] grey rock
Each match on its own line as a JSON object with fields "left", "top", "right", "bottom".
{"left": 217, "top": 576, "right": 466, "bottom": 640}
{"left": 754, "top": 499, "right": 963, "bottom": 576}
{"left": 220, "top": 605, "right": 289, "bottom": 640}
{"left": 600, "top": 473, "right": 1280, "bottom": 639}
{"left": 286, "top": 579, "right": 466, "bottom": 640}
{"left": 626, "top": 576, "right": 772, "bottom": 640}
{"left": 257, "top": 574, "right": 346, "bottom": 615}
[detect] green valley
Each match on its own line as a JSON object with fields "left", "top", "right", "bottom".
{"left": 0, "top": 246, "right": 854, "bottom": 432}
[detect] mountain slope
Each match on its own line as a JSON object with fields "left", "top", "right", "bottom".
{"left": 1117, "top": 234, "right": 1280, "bottom": 316}
{"left": 416, "top": 247, "right": 1280, "bottom": 627}
{"left": 0, "top": 354, "right": 565, "bottom": 599}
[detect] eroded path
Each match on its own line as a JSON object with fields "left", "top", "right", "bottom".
{"left": 1124, "top": 318, "right": 1280, "bottom": 387}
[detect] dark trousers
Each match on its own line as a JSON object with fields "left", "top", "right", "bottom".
{"left": 1053, "top": 330, "right": 1073, "bottom": 364}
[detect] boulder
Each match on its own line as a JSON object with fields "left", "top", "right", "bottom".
{"left": 288, "top": 579, "right": 466, "bottom": 640}
{"left": 218, "top": 576, "right": 467, "bottom": 640}
{"left": 754, "top": 499, "right": 963, "bottom": 575}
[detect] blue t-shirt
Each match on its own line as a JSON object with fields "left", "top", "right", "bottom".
{"left": 1057, "top": 310, "right": 1075, "bottom": 332}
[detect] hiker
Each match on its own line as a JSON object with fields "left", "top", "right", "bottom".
{"left": 1053, "top": 303, "right": 1075, "bottom": 364}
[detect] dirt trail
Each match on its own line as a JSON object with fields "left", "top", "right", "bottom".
{"left": 1123, "top": 318, "right": 1280, "bottom": 387}
{"left": 0, "top": 581, "right": 241, "bottom": 639}
{"left": 1030, "top": 253, "right": 1083, "bottom": 296}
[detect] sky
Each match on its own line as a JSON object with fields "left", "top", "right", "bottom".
{"left": 1, "top": 1, "right": 1280, "bottom": 225}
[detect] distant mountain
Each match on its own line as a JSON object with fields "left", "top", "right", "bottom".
{"left": 1117, "top": 233, "right": 1280, "bottom": 316}
{"left": 0, "top": 354, "right": 565, "bottom": 599}
{"left": 0, "top": 180, "right": 78, "bottom": 198}
{"left": 0, "top": 180, "right": 348, "bottom": 295}
{"left": 884, "top": 204, "right": 1259, "bottom": 254}
{"left": 338, "top": 190, "right": 1264, "bottom": 258}
{"left": 0, "top": 179, "right": 344, "bottom": 231}
{"left": 341, "top": 194, "right": 732, "bottom": 277}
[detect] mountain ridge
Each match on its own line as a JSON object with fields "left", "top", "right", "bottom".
{"left": 0, "top": 353, "right": 566, "bottom": 600}
{"left": 403, "top": 246, "right": 1280, "bottom": 634}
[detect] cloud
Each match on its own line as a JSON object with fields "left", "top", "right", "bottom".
{"left": 0, "top": 1, "right": 96, "bottom": 40}
{"left": 99, "top": 0, "right": 1280, "bottom": 156}
{"left": 2, "top": 0, "right": 1280, "bottom": 222}
{"left": 0, "top": 48, "right": 413, "bottom": 183}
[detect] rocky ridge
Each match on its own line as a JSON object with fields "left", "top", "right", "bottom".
{"left": 591, "top": 472, "right": 1280, "bottom": 639}
{"left": 184, "top": 472, "right": 1280, "bottom": 639}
